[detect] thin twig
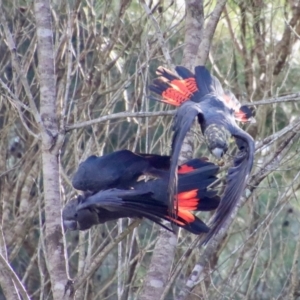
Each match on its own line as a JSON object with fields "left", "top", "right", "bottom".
{"left": 73, "top": 219, "right": 142, "bottom": 291}
{"left": 245, "top": 92, "right": 300, "bottom": 106}
{"left": 0, "top": 1, "right": 42, "bottom": 126}
{"left": 140, "top": 0, "right": 174, "bottom": 68}
{"left": 66, "top": 109, "right": 175, "bottom": 131}
{"left": 0, "top": 253, "right": 31, "bottom": 300}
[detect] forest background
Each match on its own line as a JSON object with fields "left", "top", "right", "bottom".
{"left": 0, "top": 0, "right": 300, "bottom": 299}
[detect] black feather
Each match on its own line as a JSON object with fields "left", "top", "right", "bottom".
{"left": 72, "top": 150, "right": 170, "bottom": 192}
{"left": 169, "top": 101, "right": 204, "bottom": 213}
{"left": 175, "top": 66, "right": 195, "bottom": 79}
{"left": 156, "top": 66, "right": 179, "bottom": 81}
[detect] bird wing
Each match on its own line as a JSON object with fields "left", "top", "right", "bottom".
{"left": 75, "top": 189, "right": 172, "bottom": 230}
{"left": 72, "top": 153, "right": 123, "bottom": 192}
{"left": 75, "top": 188, "right": 211, "bottom": 234}
{"left": 169, "top": 101, "right": 204, "bottom": 215}
{"left": 203, "top": 126, "right": 255, "bottom": 244}
{"left": 72, "top": 150, "right": 172, "bottom": 192}
{"left": 149, "top": 65, "right": 255, "bottom": 123}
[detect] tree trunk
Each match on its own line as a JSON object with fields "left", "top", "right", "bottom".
{"left": 34, "top": 0, "right": 69, "bottom": 298}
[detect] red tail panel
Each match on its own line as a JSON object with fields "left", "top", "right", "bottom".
{"left": 160, "top": 78, "right": 197, "bottom": 106}
{"left": 177, "top": 158, "right": 210, "bottom": 174}
{"left": 168, "top": 208, "right": 210, "bottom": 234}
{"left": 150, "top": 66, "right": 198, "bottom": 106}
{"left": 177, "top": 189, "right": 198, "bottom": 201}
{"left": 168, "top": 208, "right": 195, "bottom": 225}
{"left": 178, "top": 164, "right": 196, "bottom": 174}
{"left": 177, "top": 189, "right": 198, "bottom": 210}
{"left": 177, "top": 209, "right": 195, "bottom": 223}
{"left": 169, "top": 79, "right": 198, "bottom": 96}
{"left": 177, "top": 199, "right": 198, "bottom": 211}
{"left": 161, "top": 89, "right": 186, "bottom": 106}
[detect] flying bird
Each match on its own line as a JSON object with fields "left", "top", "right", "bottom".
{"left": 149, "top": 65, "right": 255, "bottom": 243}
{"left": 63, "top": 152, "right": 220, "bottom": 234}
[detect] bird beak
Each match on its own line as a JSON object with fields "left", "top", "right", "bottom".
{"left": 212, "top": 148, "right": 224, "bottom": 159}
{"left": 63, "top": 220, "right": 78, "bottom": 231}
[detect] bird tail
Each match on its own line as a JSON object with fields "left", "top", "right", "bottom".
{"left": 132, "top": 158, "right": 220, "bottom": 234}
{"left": 194, "top": 65, "right": 225, "bottom": 98}
{"left": 235, "top": 105, "right": 256, "bottom": 123}
{"left": 149, "top": 65, "right": 225, "bottom": 106}
{"left": 149, "top": 66, "right": 199, "bottom": 106}
{"left": 150, "top": 65, "right": 255, "bottom": 123}
{"left": 170, "top": 159, "right": 220, "bottom": 234}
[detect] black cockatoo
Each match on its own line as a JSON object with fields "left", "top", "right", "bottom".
{"left": 149, "top": 65, "right": 255, "bottom": 243}
{"left": 63, "top": 150, "right": 220, "bottom": 234}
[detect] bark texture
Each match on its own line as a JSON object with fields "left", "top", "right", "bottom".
{"left": 34, "top": 0, "right": 69, "bottom": 298}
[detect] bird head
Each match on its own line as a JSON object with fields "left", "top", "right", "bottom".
{"left": 62, "top": 195, "right": 99, "bottom": 231}
{"left": 62, "top": 198, "right": 80, "bottom": 230}
{"left": 204, "top": 124, "right": 231, "bottom": 159}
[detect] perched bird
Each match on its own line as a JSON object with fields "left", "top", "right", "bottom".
{"left": 149, "top": 65, "right": 255, "bottom": 243}
{"left": 63, "top": 154, "right": 220, "bottom": 234}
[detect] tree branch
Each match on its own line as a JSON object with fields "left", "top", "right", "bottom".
{"left": 181, "top": 0, "right": 204, "bottom": 69}
{"left": 66, "top": 109, "right": 175, "bottom": 131}
{"left": 245, "top": 92, "right": 300, "bottom": 106}
{"left": 196, "top": 0, "right": 227, "bottom": 65}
